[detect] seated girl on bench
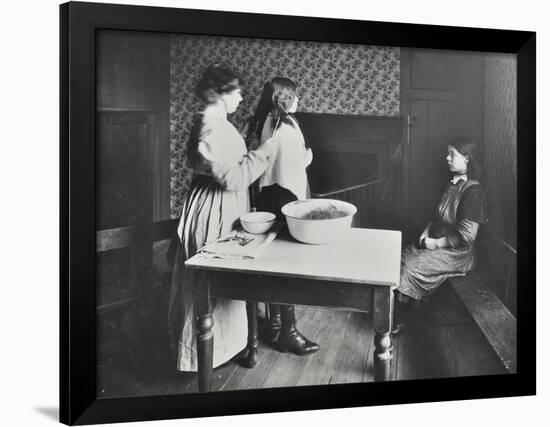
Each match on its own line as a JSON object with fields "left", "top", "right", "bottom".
{"left": 394, "top": 137, "right": 489, "bottom": 332}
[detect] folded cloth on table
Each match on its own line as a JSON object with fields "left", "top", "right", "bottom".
{"left": 197, "top": 221, "right": 284, "bottom": 260}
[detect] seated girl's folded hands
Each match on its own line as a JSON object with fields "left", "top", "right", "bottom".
{"left": 422, "top": 237, "right": 440, "bottom": 250}
{"left": 418, "top": 228, "right": 430, "bottom": 247}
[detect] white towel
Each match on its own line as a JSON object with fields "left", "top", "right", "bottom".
{"left": 197, "top": 222, "right": 284, "bottom": 259}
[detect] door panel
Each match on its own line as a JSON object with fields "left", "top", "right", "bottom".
{"left": 401, "top": 48, "right": 484, "bottom": 241}
{"left": 409, "top": 99, "right": 451, "bottom": 236}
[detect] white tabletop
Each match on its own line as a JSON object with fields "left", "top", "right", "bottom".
{"left": 186, "top": 228, "right": 402, "bottom": 287}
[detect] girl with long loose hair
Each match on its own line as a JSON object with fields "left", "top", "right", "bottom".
{"left": 248, "top": 77, "right": 318, "bottom": 355}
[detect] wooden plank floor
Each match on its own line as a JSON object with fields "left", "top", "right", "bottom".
{"left": 98, "top": 285, "right": 507, "bottom": 398}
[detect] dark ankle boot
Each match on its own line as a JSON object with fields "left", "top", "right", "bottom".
{"left": 262, "top": 303, "right": 282, "bottom": 342}
{"left": 392, "top": 298, "right": 415, "bottom": 335}
{"left": 391, "top": 302, "right": 407, "bottom": 335}
{"left": 277, "top": 305, "right": 319, "bottom": 355}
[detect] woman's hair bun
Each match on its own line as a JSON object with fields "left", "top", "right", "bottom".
{"left": 196, "top": 64, "right": 241, "bottom": 103}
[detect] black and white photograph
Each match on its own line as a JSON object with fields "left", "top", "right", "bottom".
{"left": 96, "top": 28, "right": 519, "bottom": 396}
{"left": 66, "top": 0, "right": 536, "bottom": 423}
{"left": 2, "top": 0, "right": 547, "bottom": 426}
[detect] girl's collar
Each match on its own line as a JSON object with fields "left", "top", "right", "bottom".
{"left": 451, "top": 174, "right": 468, "bottom": 184}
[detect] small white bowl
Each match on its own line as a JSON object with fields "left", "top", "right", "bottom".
{"left": 240, "top": 211, "right": 276, "bottom": 234}
{"left": 281, "top": 199, "right": 357, "bottom": 244}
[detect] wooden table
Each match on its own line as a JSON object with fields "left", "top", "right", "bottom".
{"left": 185, "top": 228, "right": 402, "bottom": 391}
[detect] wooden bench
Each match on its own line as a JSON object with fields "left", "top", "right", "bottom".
{"left": 447, "top": 229, "right": 517, "bottom": 374}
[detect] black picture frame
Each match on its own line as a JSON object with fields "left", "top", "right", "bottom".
{"left": 60, "top": 1, "right": 536, "bottom": 425}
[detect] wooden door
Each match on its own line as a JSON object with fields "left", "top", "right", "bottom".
{"left": 96, "top": 111, "right": 158, "bottom": 378}
{"left": 408, "top": 96, "right": 455, "bottom": 237}
{"left": 401, "top": 48, "right": 485, "bottom": 241}
{"left": 96, "top": 110, "right": 155, "bottom": 310}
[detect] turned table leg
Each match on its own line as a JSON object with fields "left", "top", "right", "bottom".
{"left": 197, "top": 281, "right": 213, "bottom": 392}
{"left": 373, "top": 286, "right": 394, "bottom": 382}
{"left": 374, "top": 332, "right": 392, "bottom": 381}
{"left": 245, "top": 301, "right": 259, "bottom": 368}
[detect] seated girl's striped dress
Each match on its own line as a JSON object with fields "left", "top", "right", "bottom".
{"left": 398, "top": 178, "right": 489, "bottom": 301}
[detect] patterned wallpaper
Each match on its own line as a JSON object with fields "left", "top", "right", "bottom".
{"left": 170, "top": 34, "right": 400, "bottom": 217}
{"left": 483, "top": 54, "right": 517, "bottom": 247}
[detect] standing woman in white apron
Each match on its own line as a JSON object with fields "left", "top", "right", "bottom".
{"left": 168, "top": 64, "right": 278, "bottom": 371}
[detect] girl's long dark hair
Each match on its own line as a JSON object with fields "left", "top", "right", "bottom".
{"left": 449, "top": 137, "right": 482, "bottom": 181}
{"left": 250, "top": 77, "right": 298, "bottom": 140}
